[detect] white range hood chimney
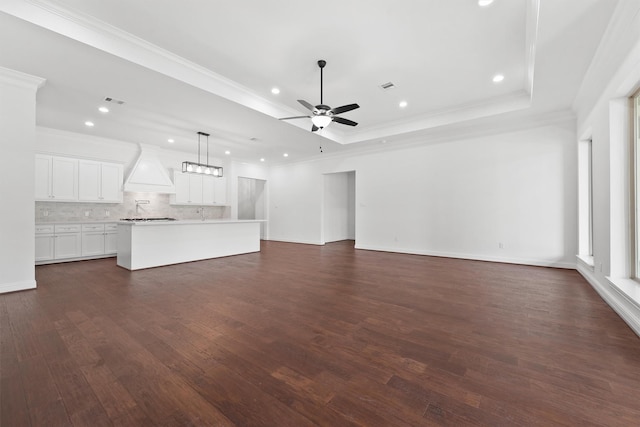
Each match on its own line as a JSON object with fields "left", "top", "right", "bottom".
{"left": 124, "top": 144, "right": 175, "bottom": 193}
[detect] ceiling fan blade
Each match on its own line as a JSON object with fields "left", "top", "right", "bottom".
{"left": 279, "top": 115, "right": 311, "bottom": 121}
{"left": 311, "top": 124, "right": 319, "bottom": 132}
{"left": 298, "top": 100, "right": 316, "bottom": 112}
{"left": 332, "top": 116, "right": 358, "bottom": 127}
{"left": 331, "top": 103, "right": 359, "bottom": 115}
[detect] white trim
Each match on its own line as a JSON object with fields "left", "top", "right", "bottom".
{"left": 269, "top": 110, "right": 576, "bottom": 167}
{"left": 0, "top": 280, "right": 37, "bottom": 294}
{"left": 265, "top": 238, "right": 323, "bottom": 246}
{"left": 576, "top": 254, "right": 595, "bottom": 270}
{"left": 0, "top": 0, "right": 541, "bottom": 146}
{"left": 0, "top": 66, "right": 45, "bottom": 90}
{"left": 577, "top": 264, "right": 640, "bottom": 337}
{"left": 525, "top": 0, "right": 540, "bottom": 98}
{"left": 354, "top": 244, "right": 576, "bottom": 269}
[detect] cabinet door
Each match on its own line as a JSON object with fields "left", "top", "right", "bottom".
{"left": 51, "top": 157, "right": 78, "bottom": 201}
{"left": 173, "top": 172, "right": 191, "bottom": 204}
{"left": 202, "top": 176, "right": 215, "bottom": 205}
{"left": 189, "top": 174, "right": 203, "bottom": 204}
{"left": 104, "top": 231, "right": 118, "bottom": 254}
{"left": 35, "top": 234, "right": 55, "bottom": 261}
{"left": 35, "top": 155, "right": 52, "bottom": 200}
{"left": 55, "top": 233, "right": 81, "bottom": 259}
{"left": 82, "top": 232, "right": 105, "bottom": 256}
{"left": 100, "top": 163, "right": 123, "bottom": 202}
{"left": 213, "top": 177, "right": 227, "bottom": 205}
{"left": 78, "top": 160, "right": 101, "bottom": 201}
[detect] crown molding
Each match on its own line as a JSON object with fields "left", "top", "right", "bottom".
{"left": 3, "top": 0, "right": 540, "bottom": 146}
{"left": 0, "top": 0, "right": 297, "bottom": 118}
{"left": 572, "top": 0, "right": 640, "bottom": 123}
{"left": 270, "top": 109, "right": 576, "bottom": 168}
{"left": 0, "top": 66, "right": 45, "bottom": 90}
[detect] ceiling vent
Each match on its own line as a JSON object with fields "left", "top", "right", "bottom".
{"left": 380, "top": 82, "right": 396, "bottom": 90}
{"left": 103, "top": 96, "right": 125, "bottom": 105}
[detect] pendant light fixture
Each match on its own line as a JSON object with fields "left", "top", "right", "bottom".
{"left": 182, "top": 131, "right": 223, "bottom": 177}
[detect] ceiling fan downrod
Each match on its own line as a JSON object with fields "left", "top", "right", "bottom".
{"left": 318, "top": 60, "right": 326, "bottom": 105}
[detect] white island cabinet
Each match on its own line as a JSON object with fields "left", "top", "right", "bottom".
{"left": 117, "top": 220, "right": 263, "bottom": 271}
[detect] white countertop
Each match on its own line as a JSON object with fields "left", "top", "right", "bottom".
{"left": 117, "top": 219, "right": 266, "bottom": 226}
{"left": 36, "top": 220, "right": 118, "bottom": 225}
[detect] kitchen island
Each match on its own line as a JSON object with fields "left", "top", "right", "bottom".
{"left": 117, "top": 219, "right": 264, "bottom": 270}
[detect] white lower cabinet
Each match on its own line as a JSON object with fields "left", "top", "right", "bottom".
{"left": 55, "top": 226, "right": 82, "bottom": 259}
{"left": 104, "top": 224, "right": 118, "bottom": 254}
{"left": 35, "top": 225, "right": 55, "bottom": 261}
{"left": 36, "top": 222, "right": 117, "bottom": 264}
{"left": 81, "top": 223, "right": 118, "bottom": 257}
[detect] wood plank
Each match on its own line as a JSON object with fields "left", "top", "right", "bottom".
{"left": 0, "top": 241, "right": 639, "bottom": 426}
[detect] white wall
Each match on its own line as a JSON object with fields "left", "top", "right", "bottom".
{"left": 0, "top": 68, "right": 44, "bottom": 293}
{"left": 573, "top": 0, "right": 640, "bottom": 336}
{"left": 269, "top": 121, "right": 577, "bottom": 268}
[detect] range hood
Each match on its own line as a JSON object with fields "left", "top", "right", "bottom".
{"left": 124, "top": 144, "right": 175, "bottom": 193}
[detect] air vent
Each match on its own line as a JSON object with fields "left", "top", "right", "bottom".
{"left": 380, "top": 82, "right": 396, "bottom": 90}
{"left": 103, "top": 96, "right": 125, "bottom": 105}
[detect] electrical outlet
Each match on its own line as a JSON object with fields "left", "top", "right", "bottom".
{"left": 105, "top": 210, "right": 110, "bottom": 217}
{"left": 43, "top": 210, "right": 48, "bottom": 217}
{"left": 84, "top": 211, "right": 90, "bottom": 217}
{"left": 498, "top": 242, "right": 504, "bottom": 249}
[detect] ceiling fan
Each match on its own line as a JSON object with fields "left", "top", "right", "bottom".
{"left": 280, "top": 60, "right": 360, "bottom": 132}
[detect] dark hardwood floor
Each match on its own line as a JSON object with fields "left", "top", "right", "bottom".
{"left": 2, "top": 241, "right": 640, "bottom": 426}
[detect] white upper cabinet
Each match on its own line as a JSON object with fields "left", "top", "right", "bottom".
{"left": 171, "top": 171, "right": 227, "bottom": 205}
{"left": 78, "top": 160, "right": 123, "bottom": 203}
{"left": 172, "top": 172, "right": 202, "bottom": 204}
{"left": 213, "top": 176, "right": 227, "bottom": 205}
{"left": 35, "top": 154, "right": 78, "bottom": 201}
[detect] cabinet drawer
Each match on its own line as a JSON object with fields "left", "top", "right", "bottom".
{"left": 35, "top": 224, "right": 54, "bottom": 234}
{"left": 82, "top": 224, "right": 105, "bottom": 232}
{"left": 55, "top": 224, "right": 81, "bottom": 233}
{"left": 104, "top": 223, "right": 118, "bottom": 232}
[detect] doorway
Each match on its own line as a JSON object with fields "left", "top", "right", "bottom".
{"left": 238, "top": 177, "right": 267, "bottom": 239}
{"left": 322, "top": 171, "right": 355, "bottom": 244}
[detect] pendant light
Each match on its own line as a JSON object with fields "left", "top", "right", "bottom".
{"left": 182, "top": 131, "right": 223, "bottom": 177}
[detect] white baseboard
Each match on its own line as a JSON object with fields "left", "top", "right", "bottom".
{"left": 577, "top": 263, "right": 640, "bottom": 338}
{"left": 0, "top": 279, "right": 37, "bottom": 294}
{"left": 354, "top": 244, "right": 576, "bottom": 269}
{"left": 265, "top": 237, "right": 323, "bottom": 245}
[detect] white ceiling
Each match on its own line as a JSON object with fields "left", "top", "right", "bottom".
{"left": 0, "top": 0, "right": 618, "bottom": 164}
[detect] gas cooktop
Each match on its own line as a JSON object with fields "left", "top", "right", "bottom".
{"left": 119, "top": 217, "right": 177, "bottom": 222}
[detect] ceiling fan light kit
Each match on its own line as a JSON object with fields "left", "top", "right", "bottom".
{"left": 280, "top": 60, "right": 360, "bottom": 132}
{"left": 182, "top": 131, "right": 223, "bottom": 177}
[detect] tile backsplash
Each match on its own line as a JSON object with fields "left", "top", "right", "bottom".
{"left": 35, "top": 192, "right": 230, "bottom": 222}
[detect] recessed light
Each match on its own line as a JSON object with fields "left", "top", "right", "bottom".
{"left": 283, "top": 153, "right": 289, "bottom": 157}
{"left": 492, "top": 74, "right": 505, "bottom": 83}
{"left": 399, "top": 101, "right": 408, "bottom": 108}
{"left": 225, "top": 150, "right": 231, "bottom": 155}
{"left": 271, "top": 87, "right": 280, "bottom": 95}
{"left": 84, "top": 121, "right": 94, "bottom": 127}
{"left": 478, "top": 0, "right": 494, "bottom": 6}
{"left": 260, "top": 158, "right": 265, "bottom": 162}
{"left": 167, "top": 138, "right": 174, "bottom": 143}
{"left": 98, "top": 106, "right": 109, "bottom": 113}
